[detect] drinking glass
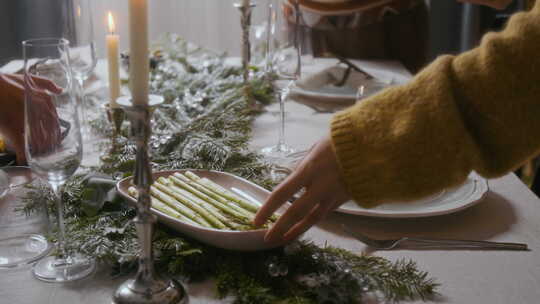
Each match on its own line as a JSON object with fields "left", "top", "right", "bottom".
{"left": 261, "top": 0, "right": 301, "bottom": 160}
{"left": 63, "top": 0, "right": 97, "bottom": 137}
{"left": 23, "top": 38, "right": 95, "bottom": 282}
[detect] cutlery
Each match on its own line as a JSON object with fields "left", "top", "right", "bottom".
{"left": 342, "top": 225, "right": 529, "bottom": 251}
{"left": 322, "top": 51, "right": 374, "bottom": 80}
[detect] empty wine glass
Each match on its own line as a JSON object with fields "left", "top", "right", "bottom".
{"left": 23, "top": 38, "right": 95, "bottom": 282}
{"left": 261, "top": 0, "right": 301, "bottom": 160}
{"left": 63, "top": 0, "right": 97, "bottom": 137}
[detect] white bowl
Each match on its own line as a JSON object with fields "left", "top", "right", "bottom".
{"left": 117, "top": 169, "right": 286, "bottom": 251}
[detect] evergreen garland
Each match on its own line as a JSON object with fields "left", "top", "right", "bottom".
{"left": 24, "top": 34, "right": 438, "bottom": 303}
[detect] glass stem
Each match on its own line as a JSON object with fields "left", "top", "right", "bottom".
{"left": 277, "top": 83, "right": 291, "bottom": 151}
{"left": 50, "top": 182, "right": 67, "bottom": 260}
{"left": 77, "top": 78, "right": 87, "bottom": 135}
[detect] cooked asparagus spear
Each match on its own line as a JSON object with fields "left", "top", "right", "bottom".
{"left": 172, "top": 173, "right": 241, "bottom": 208}
{"left": 156, "top": 178, "right": 240, "bottom": 229}
{"left": 173, "top": 173, "right": 257, "bottom": 219}
{"left": 153, "top": 181, "right": 227, "bottom": 229}
{"left": 164, "top": 176, "right": 254, "bottom": 222}
{"left": 184, "top": 171, "right": 261, "bottom": 213}
{"left": 149, "top": 185, "right": 213, "bottom": 228}
{"left": 128, "top": 187, "right": 201, "bottom": 227}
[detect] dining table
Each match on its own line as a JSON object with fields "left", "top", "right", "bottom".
{"left": 1, "top": 57, "right": 540, "bottom": 304}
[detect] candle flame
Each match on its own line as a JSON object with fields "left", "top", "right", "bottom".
{"left": 108, "top": 11, "right": 116, "bottom": 34}
{"left": 77, "top": 5, "right": 81, "bottom": 18}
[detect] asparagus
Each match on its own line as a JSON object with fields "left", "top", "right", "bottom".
{"left": 157, "top": 178, "right": 240, "bottom": 229}
{"left": 150, "top": 185, "right": 213, "bottom": 228}
{"left": 165, "top": 176, "right": 254, "bottom": 222}
{"left": 171, "top": 173, "right": 248, "bottom": 212}
{"left": 173, "top": 172, "right": 258, "bottom": 218}
{"left": 184, "top": 171, "right": 259, "bottom": 213}
{"left": 128, "top": 187, "right": 200, "bottom": 227}
{"left": 172, "top": 184, "right": 245, "bottom": 227}
{"left": 153, "top": 181, "right": 227, "bottom": 229}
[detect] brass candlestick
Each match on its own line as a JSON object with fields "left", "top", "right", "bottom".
{"left": 104, "top": 104, "right": 125, "bottom": 150}
{"left": 235, "top": 1, "right": 256, "bottom": 107}
{"left": 112, "top": 95, "right": 187, "bottom": 304}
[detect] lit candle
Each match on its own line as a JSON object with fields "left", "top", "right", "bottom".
{"left": 128, "top": 0, "right": 149, "bottom": 106}
{"left": 106, "top": 11, "right": 121, "bottom": 108}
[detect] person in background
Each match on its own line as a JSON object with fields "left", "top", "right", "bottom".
{"left": 295, "top": 0, "right": 430, "bottom": 73}
{"left": 0, "top": 73, "right": 61, "bottom": 165}
{"left": 254, "top": 0, "right": 535, "bottom": 243}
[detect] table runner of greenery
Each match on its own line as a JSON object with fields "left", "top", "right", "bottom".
{"left": 23, "top": 35, "right": 438, "bottom": 303}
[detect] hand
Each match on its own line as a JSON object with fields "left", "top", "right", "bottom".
{"left": 0, "top": 73, "right": 62, "bottom": 164}
{"left": 254, "top": 135, "right": 351, "bottom": 243}
{"left": 458, "top": 0, "right": 513, "bottom": 10}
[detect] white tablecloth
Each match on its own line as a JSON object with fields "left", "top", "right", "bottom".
{"left": 2, "top": 59, "right": 540, "bottom": 304}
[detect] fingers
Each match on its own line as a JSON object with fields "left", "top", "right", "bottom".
{"left": 256, "top": 136, "right": 352, "bottom": 243}
{"left": 282, "top": 199, "right": 335, "bottom": 242}
{"left": 0, "top": 74, "right": 25, "bottom": 99}
{"left": 254, "top": 161, "right": 313, "bottom": 226}
{"left": 31, "top": 75, "right": 63, "bottom": 94}
{"left": 3, "top": 74, "right": 24, "bottom": 87}
{"left": 3, "top": 73, "right": 63, "bottom": 96}
{"left": 266, "top": 187, "right": 349, "bottom": 243}
{"left": 254, "top": 140, "right": 328, "bottom": 226}
{"left": 8, "top": 73, "right": 63, "bottom": 94}
{"left": 26, "top": 94, "right": 62, "bottom": 155}
{"left": 22, "top": 74, "right": 64, "bottom": 103}
{"left": 264, "top": 186, "right": 326, "bottom": 242}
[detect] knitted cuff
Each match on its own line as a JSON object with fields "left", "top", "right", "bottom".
{"left": 330, "top": 110, "right": 378, "bottom": 208}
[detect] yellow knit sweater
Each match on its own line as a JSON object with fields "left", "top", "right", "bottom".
{"left": 330, "top": 1, "right": 540, "bottom": 208}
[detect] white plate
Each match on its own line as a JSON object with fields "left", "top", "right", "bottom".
{"left": 337, "top": 172, "right": 489, "bottom": 218}
{"left": 117, "top": 170, "right": 286, "bottom": 251}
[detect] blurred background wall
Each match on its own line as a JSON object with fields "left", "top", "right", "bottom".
{"left": 0, "top": 0, "right": 530, "bottom": 67}
{"left": 0, "top": 0, "right": 65, "bottom": 65}
{"left": 428, "top": 0, "right": 526, "bottom": 60}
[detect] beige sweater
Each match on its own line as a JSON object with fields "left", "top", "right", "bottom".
{"left": 330, "top": 2, "right": 540, "bottom": 208}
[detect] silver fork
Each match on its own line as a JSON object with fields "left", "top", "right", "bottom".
{"left": 342, "top": 225, "right": 529, "bottom": 251}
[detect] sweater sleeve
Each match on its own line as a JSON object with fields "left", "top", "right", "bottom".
{"left": 330, "top": 3, "right": 540, "bottom": 208}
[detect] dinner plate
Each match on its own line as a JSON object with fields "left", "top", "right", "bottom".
{"left": 337, "top": 172, "right": 489, "bottom": 218}
{"left": 117, "top": 169, "right": 286, "bottom": 251}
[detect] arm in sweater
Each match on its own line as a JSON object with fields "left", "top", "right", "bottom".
{"left": 331, "top": 3, "right": 540, "bottom": 207}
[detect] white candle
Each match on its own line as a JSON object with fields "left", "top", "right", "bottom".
{"left": 128, "top": 0, "right": 149, "bottom": 106}
{"left": 106, "top": 12, "right": 121, "bottom": 108}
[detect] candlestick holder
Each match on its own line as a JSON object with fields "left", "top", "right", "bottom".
{"left": 104, "top": 104, "right": 126, "bottom": 147}
{"left": 235, "top": 1, "right": 256, "bottom": 106}
{"left": 112, "top": 95, "right": 187, "bottom": 304}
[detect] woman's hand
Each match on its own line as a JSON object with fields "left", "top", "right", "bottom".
{"left": 254, "top": 135, "right": 351, "bottom": 243}
{"left": 0, "top": 73, "right": 61, "bottom": 164}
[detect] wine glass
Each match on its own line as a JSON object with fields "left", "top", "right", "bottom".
{"left": 63, "top": 0, "right": 97, "bottom": 137}
{"left": 261, "top": 0, "right": 301, "bottom": 160}
{"left": 23, "top": 38, "right": 95, "bottom": 282}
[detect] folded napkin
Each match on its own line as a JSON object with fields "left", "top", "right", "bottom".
{"left": 297, "top": 65, "right": 370, "bottom": 92}
{"left": 292, "top": 64, "right": 391, "bottom": 110}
